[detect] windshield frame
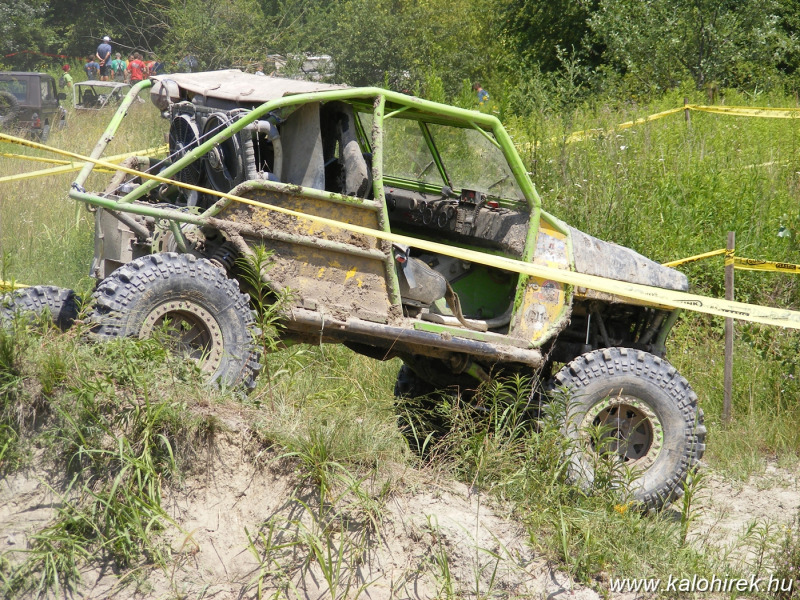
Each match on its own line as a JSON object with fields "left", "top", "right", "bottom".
{"left": 358, "top": 107, "right": 528, "bottom": 206}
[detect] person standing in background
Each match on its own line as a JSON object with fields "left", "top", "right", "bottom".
{"left": 125, "top": 54, "right": 135, "bottom": 82}
{"left": 151, "top": 55, "right": 165, "bottom": 75}
{"left": 472, "top": 82, "right": 489, "bottom": 106}
{"left": 85, "top": 55, "right": 100, "bottom": 80}
{"left": 96, "top": 36, "right": 112, "bottom": 81}
{"left": 110, "top": 53, "right": 127, "bottom": 82}
{"left": 59, "top": 64, "right": 73, "bottom": 91}
{"left": 127, "top": 53, "right": 147, "bottom": 83}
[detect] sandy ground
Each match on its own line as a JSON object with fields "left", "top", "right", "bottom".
{"left": 2, "top": 428, "right": 799, "bottom": 599}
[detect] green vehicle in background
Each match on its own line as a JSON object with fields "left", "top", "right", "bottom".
{"left": 5, "top": 70, "right": 704, "bottom": 509}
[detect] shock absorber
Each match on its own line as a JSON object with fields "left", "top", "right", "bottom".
{"left": 208, "top": 240, "right": 239, "bottom": 273}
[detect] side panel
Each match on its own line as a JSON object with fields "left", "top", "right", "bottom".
{"left": 509, "top": 220, "right": 571, "bottom": 345}
{"left": 217, "top": 188, "right": 394, "bottom": 324}
{"left": 91, "top": 208, "right": 146, "bottom": 279}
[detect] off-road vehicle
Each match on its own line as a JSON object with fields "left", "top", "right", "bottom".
{"left": 73, "top": 80, "right": 132, "bottom": 111}
{"left": 4, "top": 70, "right": 704, "bottom": 509}
{"left": 0, "top": 72, "right": 66, "bottom": 141}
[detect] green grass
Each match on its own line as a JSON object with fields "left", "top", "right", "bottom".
{"left": 3, "top": 87, "right": 800, "bottom": 597}
{"left": 0, "top": 97, "right": 163, "bottom": 290}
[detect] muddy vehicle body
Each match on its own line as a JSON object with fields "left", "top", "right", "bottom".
{"left": 60, "top": 71, "right": 704, "bottom": 509}
{"left": 0, "top": 72, "right": 66, "bottom": 141}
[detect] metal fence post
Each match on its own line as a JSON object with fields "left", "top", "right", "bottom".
{"left": 723, "top": 231, "right": 735, "bottom": 424}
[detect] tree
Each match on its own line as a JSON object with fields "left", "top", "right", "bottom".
{"left": 0, "top": 1, "right": 55, "bottom": 70}
{"left": 492, "top": 0, "right": 602, "bottom": 73}
{"left": 589, "top": 0, "right": 795, "bottom": 91}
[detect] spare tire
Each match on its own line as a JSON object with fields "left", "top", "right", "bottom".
{"left": 0, "top": 91, "right": 21, "bottom": 129}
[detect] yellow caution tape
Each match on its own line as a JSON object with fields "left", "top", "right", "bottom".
{"left": 0, "top": 152, "right": 73, "bottom": 166}
{"left": 688, "top": 105, "right": 800, "bottom": 119}
{"left": 9, "top": 130, "right": 795, "bottom": 331}
{"left": 733, "top": 256, "right": 800, "bottom": 273}
{"left": 0, "top": 144, "right": 168, "bottom": 184}
{"left": 0, "top": 280, "right": 27, "bottom": 291}
{"left": 663, "top": 248, "right": 727, "bottom": 268}
{"left": 565, "top": 107, "right": 685, "bottom": 144}
{"left": 556, "top": 104, "right": 800, "bottom": 148}
{"left": 666, "top": 248, "right": 800, "bottom": 274}
{"left": 0, "top": 163, "right": 117, "bottom": 182}
{"left": 8, "top": 131, "right": 800, "bottom": 330}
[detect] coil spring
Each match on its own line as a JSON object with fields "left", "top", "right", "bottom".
{"left": 209, "top": 241, "right": 239, "bottom": 272}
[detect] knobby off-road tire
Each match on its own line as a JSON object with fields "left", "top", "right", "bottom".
{"left": 0, "top": 91, "right": 21, "bottom": 129}
{"left": 1, "top": 285, "right": 80, "bottom": 330}
{"left": 395, "top": 364, "right": 448, "bottom": 454}
{"left": 550, "top": 347, "right": 706, "bottom": 510}
{"left": 89, "top": 253, "right": 262, "bottom": 389}
{"left": 394, "top": 364, "right": 438, "bottom": 399}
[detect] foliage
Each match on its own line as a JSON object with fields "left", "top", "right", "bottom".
{"left": 160, "top": 0, "right": 270, "bottom": 70}
{"left": 772, "top": 511, "right": 800, "bottom": 599}
{"left": 4, "top": 0, "right": 800, "bottom": 104}
{"left": 0, "top": 1, "right": 54, "bottom": 71}
{"left": 492, "top": 0, "right": 603, "bottom": 74}
{"left": 588, "top": 0, "right": 797, "bottom": 92}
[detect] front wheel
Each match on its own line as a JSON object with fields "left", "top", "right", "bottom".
{"left": 550, "top": 347, "right": 705, "bottom": 510}
{"left": 89, "top": 253, "right": 261, "bottom": 389}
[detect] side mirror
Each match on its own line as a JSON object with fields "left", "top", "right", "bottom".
{"left": 57, "top": 93, "right": 66, "bottom": 100}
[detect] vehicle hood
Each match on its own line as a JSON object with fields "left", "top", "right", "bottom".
{"left": 569, "top": 227, "right": 689, "bottom": 292}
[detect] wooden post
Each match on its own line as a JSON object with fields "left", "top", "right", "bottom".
{"left": 684, "top": 97, "right": 691, "bottom": 126}
{"left": 723, "top": 231, "right": 735, "bottom": 424}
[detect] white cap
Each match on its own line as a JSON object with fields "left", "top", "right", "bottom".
{"left": 103, "top": 36, "right": 110, "bottom": 41}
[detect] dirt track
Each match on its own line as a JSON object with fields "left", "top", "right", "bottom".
{"left": 2, "top": 426, "right": 799, "bottom": 599}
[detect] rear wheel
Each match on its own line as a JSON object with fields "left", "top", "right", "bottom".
{"left": 394, "top": 364, "right": 453, "bottom": 454}
{"left": 89, "top": 252, "right": 261, "bottom": 389}
{"left": 1, "top": 285, "right": 80, "bottom": 330}
{"left": 550, "top": 347, "right": 705, "bottom": 510}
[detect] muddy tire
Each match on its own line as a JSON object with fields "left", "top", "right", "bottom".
{"left": 394, "top": 364, "right": 449, "bottom": 453}
{"left": 0, "top": 91, "right": 20, "bottom": 128}
{"left": 89, "top": 252, "right": 261, "bottom": 389}
{"left": 550, "top": 347, "right": 705, "bottom": 510}
{"left": 1, "top": 285, "right": 80, "bottom": 330}
{"left": 395, "top": 364, "right": 438, "bottom": 399}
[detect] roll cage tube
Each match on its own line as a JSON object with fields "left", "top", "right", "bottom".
{"left": 68, "top": 82, "right": 542, "bottom": 224}
{"left": 418, "top": 121, "right": 450, "bottom": 188}
{"left": 73, "top": 78, "right": 153, "bottom": 190}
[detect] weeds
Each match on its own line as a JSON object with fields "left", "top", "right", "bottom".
{"left": 0, "top": 325, "right": 213, "bottom": 598}
{"left": 296, "top": 502, "right": 371, "bottom": 600}
{"left": 245, "top": 519, "right": 300, "bottom": 599}
{"left": 680, "top": 464, "right": 707, "bottom": 545}
{"left": 426, "top": 515, "right": 455, "bottom": 598}
{"left": 5, "top": 91, "right": 800, "bottom": 596}
{"left": 236, "top": 244, "right": 293, "bottom": 393}
{"left": 772, "top": 511, "right": 800, "bottom": 599}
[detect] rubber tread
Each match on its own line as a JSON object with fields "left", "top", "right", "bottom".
{"left": 0, "top": 90, "right": 21, "bottom": 127}
{"left": 89, "top": 253, "right": 261, "bottom": 389}
{"left": 551, "top": 346, "right": 705, "bottom": 510}
{"left": 1, "top": 285, "right": 80, "bottom": 330}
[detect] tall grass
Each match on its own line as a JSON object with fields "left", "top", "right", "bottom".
{"left": 3, "top": 87, "right": 800, "bottom": 595}
{"left": 0, "top": 97, "right": 163, "bottom": 289}
{"left": 506, "top": 88, "right": 800, "bottom": 471}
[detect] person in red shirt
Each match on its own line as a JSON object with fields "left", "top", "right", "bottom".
{"left": 145, "top": 54, "right": 156, "bottom": 77}
{"left": 127, "top": 52, "right": 148, "bottom": 83}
